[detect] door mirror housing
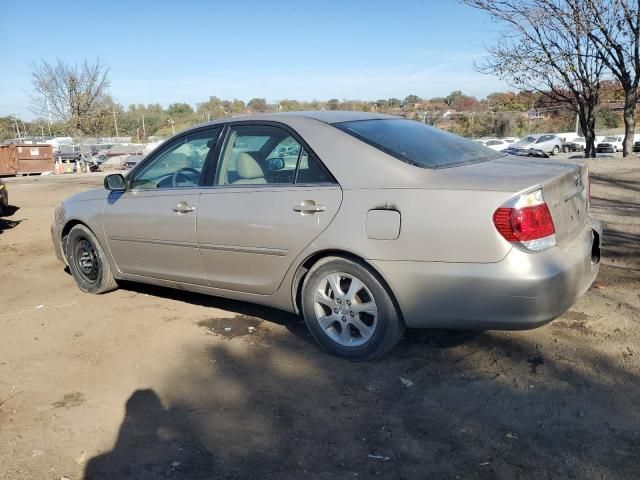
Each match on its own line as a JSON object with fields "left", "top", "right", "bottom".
{"left": 266, "top": 157, "right": 285, "bottom": 171}
{"left": 104, "top": 173, "right": 127, "bottom": 191}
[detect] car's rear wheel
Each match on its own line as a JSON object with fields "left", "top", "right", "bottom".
{"left": 552, "top": 145, "right": 560, "bottom": 155}
{"left": 66, "top": 224, "right": 118, "bottom": 294}
{"left": 301, "top": 257, "right": 404, "bottom": 360}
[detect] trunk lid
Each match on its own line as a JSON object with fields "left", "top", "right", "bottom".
{"left": 427, "top": 155, "right": 589, "bottom": 245}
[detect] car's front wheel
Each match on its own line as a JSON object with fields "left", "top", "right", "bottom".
{"left": 66, "top": 224, "right": 118, "bottom": 294}
{"left": 301, "top": 257, "right": 404, "bottom": 360}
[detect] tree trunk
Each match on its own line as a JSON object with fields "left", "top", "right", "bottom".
{"left": 622, "top": 89, "right": 638, "bottom": 157}
{"left": 579, "top": 105, "right": 598, "bottom": 159}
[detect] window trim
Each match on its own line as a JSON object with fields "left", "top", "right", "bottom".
{"left": 205, "top": 120, "right": 337, "bottom": 188}
{"left": 126, "top": 125, "right": 223, "bottom": 191}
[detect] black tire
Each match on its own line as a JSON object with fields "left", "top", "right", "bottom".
{"left": 301, "top": 256, "right": 404, "bottom": 361}
{"left": 552, "top": 145, "right": 560, "bottom": 155}
{"left": 66, "top": 224, "right": 118, "bottom": 294}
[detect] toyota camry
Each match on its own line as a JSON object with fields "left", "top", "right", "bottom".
{"left": 52, "top": 112, "right": 601, "bottom": 360}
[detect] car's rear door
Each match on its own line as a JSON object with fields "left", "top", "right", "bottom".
{"left": 197, "top": 122, "right": 342, "bottom": 294}
{"left": 103, "top": 127, "right": 222, "bottom": 285}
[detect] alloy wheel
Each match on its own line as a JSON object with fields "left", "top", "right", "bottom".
{"left": 312, "top": 272, "right": 378, "bottom": 347}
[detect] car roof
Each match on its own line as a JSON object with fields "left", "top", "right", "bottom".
{"left": 198, "top": 110, "right": 401, "bottom": 127}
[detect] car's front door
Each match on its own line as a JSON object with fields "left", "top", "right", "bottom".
{"left": 103, "top": 127, "right": 222, "bottom": 285}
{"left": 197, "top": 123, "right": 342, "bottom": 294}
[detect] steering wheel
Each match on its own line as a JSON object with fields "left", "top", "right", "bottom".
{"left": 171, "top": 167, "right": 200, "bottom": 187}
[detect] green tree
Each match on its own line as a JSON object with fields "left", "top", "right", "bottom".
{"left": 167, "top": 103, "right": 194, "bottom": 116}
{"left": 403, "top": 94, "right": 421, "bottom": 106}
{"left": 247, "top": 98, "right": 268, "bottom": 113}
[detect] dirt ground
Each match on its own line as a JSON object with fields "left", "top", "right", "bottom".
{"left": 0, "top": 153, "right": 639, "bottom": 480}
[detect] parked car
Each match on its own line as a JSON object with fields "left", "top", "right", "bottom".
{"left": 563, "top": 136, "right": 586, "bottom": 152}
{"left": 51, "top": 112, "right": 601, "bottom": 360}
{"left": 483, "top": 139, "right": 511, "bottom": 151}
{"left": 596, "top": 135, "right": 624, "bottom": 153}
{"left": 503, "top": 137, "right": 519, "bottom": 144}
{"left": 0, "top": 178, "right": 8, "bottom": 215}
{"left": 502, "top": 147, "right": 549, "bottom": 158}
{"left": 633, "top": 140, "right": 640, "bottom": 152}
{"left": 510, "top": 134, "right": 563, "bottom": 155}
{"left": 121, "top": 155, "right": 144, "bottom": 170}
{"left": 54, "top": 145, "right": 83, "bottom": 162}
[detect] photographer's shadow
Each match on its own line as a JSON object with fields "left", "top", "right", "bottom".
{"left": 84, "top": 389, "right": 215, "bottom": 480}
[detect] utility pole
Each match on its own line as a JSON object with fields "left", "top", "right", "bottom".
{"left": 46, "top": 97, "right": 53, "bottom": 135}
{"left": 168, "top": 118, "right": 175, "bottom": 135}
{"left": 141, "top": 114, "right": 146, "bottom": 138}
{"left": 111, "top": 111, "right": 119, "bottom": 138}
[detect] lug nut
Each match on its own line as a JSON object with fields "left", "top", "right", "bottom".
{"left": 336, "top": 299, "right": 341, "bottom": 304}
{"left": 346, "top": 300, "right": 351, "bottom": 306}
{"left": 341, "top": 316, "right": 347, "bottom": 322}
{"left": 350, "top": 311, "right": 354, "bottom": 317}
{"left": 334, "top": 308, "right": 339, "bottom": 314}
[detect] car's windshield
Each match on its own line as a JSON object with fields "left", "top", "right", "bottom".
{"left": 603, "top": 136, "right": 617, "bottom": 141}
{"left": 334, "top": 119, "right": 504, "bottom": 168}
{"left": 521, "top": 136, "right": 537, "bottom": 143}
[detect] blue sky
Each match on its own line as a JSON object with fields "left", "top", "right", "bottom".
{"left": 0, "top": 0, "right": 508, "bottom": 119}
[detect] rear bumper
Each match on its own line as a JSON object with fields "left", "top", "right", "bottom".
{"left": 372, "top": 220, "right": 602, "bottom": 330}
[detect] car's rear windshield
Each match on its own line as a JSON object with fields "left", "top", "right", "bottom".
{"left": 334, "top": 119, "right": 504, "bottom": 168}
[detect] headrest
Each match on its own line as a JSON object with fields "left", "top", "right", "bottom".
{"left": 236, "top": 152, "right": 264, "bottom": 179}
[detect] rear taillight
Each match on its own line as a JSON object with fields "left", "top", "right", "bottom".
{"left": 493, "top": 189, "right": 556, "bottom": 252}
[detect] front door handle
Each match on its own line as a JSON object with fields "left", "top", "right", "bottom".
{"left": 173, "top": 201, "right": 195, "bottom": 214}
{"left": 293, "top": 200, "right": 326, "bottom": 214}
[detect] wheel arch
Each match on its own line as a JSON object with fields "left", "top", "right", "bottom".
{"left": 290, "top": 249, "right": 404, "bottom": 325}
{"left": 59, "top": 219, "right": 91, "bottom": 261}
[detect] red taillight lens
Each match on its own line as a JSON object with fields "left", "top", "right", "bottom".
{"left": 493, "top": 204, "right": 555, "bottom": 242}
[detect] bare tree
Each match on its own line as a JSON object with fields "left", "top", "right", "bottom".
{"left": 582, "top": 0, "right": 639, "bottom": 157}
{"left": 463, "top": 0, "right": 605, "bottom": 157}
{"left": 30, "top": 59, "right": 110, "bottom": 136}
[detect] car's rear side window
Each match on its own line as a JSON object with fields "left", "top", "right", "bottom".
{"left": 334, "top": 119, "right": 503, "bottom": 168}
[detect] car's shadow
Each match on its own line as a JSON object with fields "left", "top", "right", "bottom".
{"left": 0, "top": 205, "right": 21, "bottom": 234}
{"left": 117, "top": 280, "right": 478, "bottom": 351}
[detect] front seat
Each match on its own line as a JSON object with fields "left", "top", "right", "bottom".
{"left": 233, "top": 152, "right": 267, "bottom": 184}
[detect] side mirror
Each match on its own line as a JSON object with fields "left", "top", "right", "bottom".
{"left": 266, "top": 157, "right": 285, "bottom": 171}
{"left": 104, "top": 173, "right": 126, "bottom": 191}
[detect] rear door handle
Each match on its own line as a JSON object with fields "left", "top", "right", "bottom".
{"left": 173, "top": 201, "right": 195, "bottom": 214}
{"left": 293, "top": 200, "right": 326, "bottom": 214}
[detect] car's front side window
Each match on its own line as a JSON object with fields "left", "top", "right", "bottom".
{"left": 130, "top": 129, "right": 220, "bottom": 190}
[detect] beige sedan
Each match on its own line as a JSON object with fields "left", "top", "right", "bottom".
{"left": 52, "top": 112, "right": 601, "bottom": 360}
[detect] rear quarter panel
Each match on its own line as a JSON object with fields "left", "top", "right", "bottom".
{"left": 310, "top": 188, "right": 512, "bottom": 263}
